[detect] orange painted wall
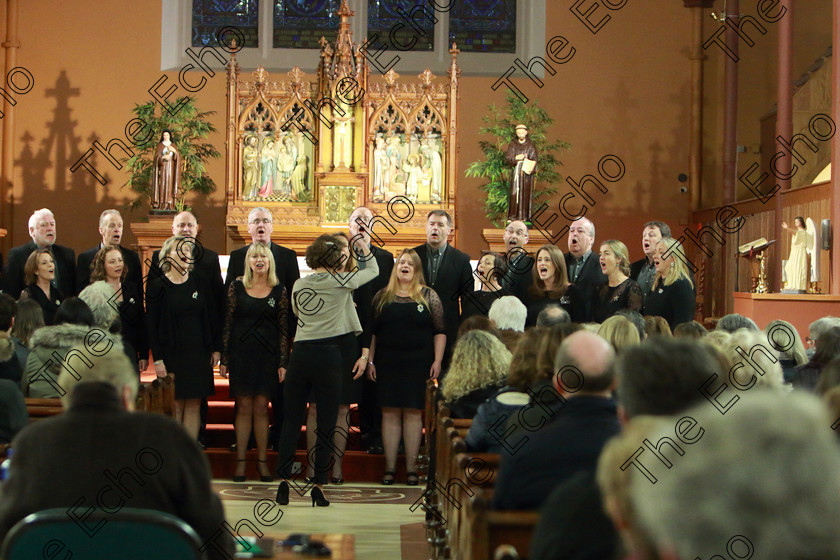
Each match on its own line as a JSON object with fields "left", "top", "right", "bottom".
{"left": 1, "top": 1, "right": 742, "bottom": 263}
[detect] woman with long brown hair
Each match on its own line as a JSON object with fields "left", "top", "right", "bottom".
{"left": 368, "top": 248, "right": 445, "bottom": 485}
{"left": 522, "top": 244, "right": 586, "bottom": 325}
{"left": 20, "top": 249, "right": 62, "bottom": 325}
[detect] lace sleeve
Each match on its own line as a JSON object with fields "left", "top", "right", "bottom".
{"left": 371, "top": 289, "right": 384, "bottom": 335}
{"left": 427, "top": 288, "right": 446, "bottom": 335}
{"left": 276, "top": 286, "right": 290, "bottom": 368}
{"left": 221, "top": 280, "right": 238, "bottom": 366}
{"left": 626, "top": 280, "right": 644, "bottom": 313}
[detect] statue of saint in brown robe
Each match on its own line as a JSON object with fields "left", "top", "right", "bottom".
{"left": 506, "top": 125, "right": 538, "bottom": 222}
{"left": 151, "top": 130, "right": 181, "bottom": 210}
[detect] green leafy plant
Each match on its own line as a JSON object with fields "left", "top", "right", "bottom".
{"left": 123, "top": 96, "right": 220, "bottom": 211}
{"left": 465, "top": 91, "right": 570, "bottom": 226}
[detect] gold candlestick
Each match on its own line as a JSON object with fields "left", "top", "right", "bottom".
{"left": 756, "top": 252, "right": 769, "bottom": 293}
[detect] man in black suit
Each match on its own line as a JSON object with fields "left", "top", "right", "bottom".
{"left": 502, "top": 219, "right": 534, "bottom": 299}
{"left": 5, "top": 208, "right": 76, "bottom": 298}
{"left": 224, "top": 207, "right": 299, "bottom": 450}
{"left": 76, "top": 210, "right": 143, "bottom": 294}
{"left": 0, "top": 338, "right": 233, "bottom": 558}
{"left": 629, "top": 220, "right": 671, "bottom": 296}
{"left": 492, "top": 330, "right": 620, "bottom": 511}
{"left": 412, "top": 210, "right": 473, "bottom": 366}
{"left": 350, "top": 206, "right": 394, "bottom": 454}
{"left": 564, "top": 217, "right": 607, "bottom": 321}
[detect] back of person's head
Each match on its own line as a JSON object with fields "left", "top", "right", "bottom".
{"left": 535, "top": 304, "right": 570, "bottom": 328}
{"left": 816, "top": 357, "right": 840, "bottom": 395}
{"left": 11, "top": 298, "right": 45, "bottom": 347}
{"left": 535, "top": 323, "right": 582, "bottom": 382}
{"left": 54, "top": 297, "right": 94, "bottom": 327}
{"left": 616, "top": 338, "right": 718, "bottom": 418}
{"left": 673, "top": 320, "right": 708, "bottom": 340}
{"left": 507, "top": 327, "right": 545, "bottom": 391}
{"left": 79, "top": 281, "right": 119, "bottom": 330}
{"left": 488, "top": 295, "right": 527, "bottom": 332}
{"left": 0, "top": 293, "right": 16, "bottom": 331}
{"left": 824, "top": 387, "right": 840, "bottom": 440}
{"left": 615, "top": 309, "right": 646, "bottom": 340}
{"left": 809, "top": 316, "right": 840, "bottom": 342}
{"left": 305, "top": 234, "right": 346, "bottom": 270}
{"left": 554, "top": 331, "right": 615, "bottom": 394}
{"left": 813, "top": 326, "right": 840, "bottom": 366}
{"left": 598, "top": 316, "right": 641, "bottom": 353}
{"left": 721, "top": 329, "right": 787, "bottom": 391}
{"left": 457, "top": 314, "right": 498, "bottom": 340}
{"left": 702, "top": 329, "right": 731, "bottom": 352}
{"left": 643, "top": 316, "right": 672, "bottom": 338}
{"left": 440, "top": 330, "right": 512, "bottom": 401}
{"left": 596, "top": 416, "right": 668, "bottom": 560}
{"left": 716, "top": 313, "right": 758, "bottom": 333}
{"left": 632, "top": 392, "right": 840, "bottom": 560}
{"left": 57, "top": 335, "right": 136, "bottom": 407}
{"left": 765, "top": 319, "right": 806, "bottom": 366}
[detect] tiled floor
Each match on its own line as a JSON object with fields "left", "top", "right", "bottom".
{"left": 215, "top": 480, "right": 426, "bottom": 560}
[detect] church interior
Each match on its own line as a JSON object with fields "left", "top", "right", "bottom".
{"left": 1, "top": 1, "right": 840, "bottom": 559}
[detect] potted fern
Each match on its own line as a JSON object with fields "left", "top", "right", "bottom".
{"left": 465, "top": 92, "right": 570, "bottom": 226}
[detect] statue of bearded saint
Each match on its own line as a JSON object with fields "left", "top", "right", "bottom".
{"left": 505, "top": 124, "right": 538, "bottom": 222}
{"left": 152, "top": 130, "right": 182, "bottom": 210}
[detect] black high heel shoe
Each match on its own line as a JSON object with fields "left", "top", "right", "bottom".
{"left": 275, "top": 481, "right": 289, "bottom": 505}
{"left": 233, "top": 459, "right": 247, "bottom": 482}
{"left": 257, "top": 460, "right": 274, "bottom": 483}
{"left": 382, "top": 470, "right": 395, "bottom": 485}
{"left": 311, "top": 486, "right": 330, "bottom": 507}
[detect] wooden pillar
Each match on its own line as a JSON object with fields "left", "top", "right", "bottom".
{"left": 832, "top": 0, "right": 840, "bottom": 293}
{"left": 1, "top": 0, "right": 20, "bottom": 252}
{"left": 774, "top": 0, "right": 793, "bottom": 292}
{"left": 722, "top": 0, "right": 739, "bottom": 205}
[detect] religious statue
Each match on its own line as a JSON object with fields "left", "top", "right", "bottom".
{"left": 274, "top": 143, "right": 293, "bottom": 196}
{"left": 782, "top": 217, "right": 809, "bottom": 292}
{"left": 372, "top": 136, "right": 388, "bottom": 199}
{"left": 242, "top": 135, "right": 260, "bottom": 200}
{"left": 386, "top": 136, "right": 403, "bottom": 194}
{"left": 151, "top": 130, "right": 181, "bottom": 211}
{"left": 258, "top": 139, "right": 276, "bottom": 198}
{"left": 506, "top": 124, "right": 538, "bottom": 222}
{"left": 422, "top": 138, "right": 443, "bottom": 203}
{"left": 290, "top": 154, "right": 309, "bottom": 202}
{"left": 403, "top": 154, "right": 422, "bottom": 202}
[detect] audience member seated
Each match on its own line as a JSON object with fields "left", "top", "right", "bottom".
{"left": 440, "top": 330, "right": 511, "bottom": 419}
{"left": 535, "top": 323, "right": 582, "bottom": 384}
{"left": 673, "top": 320, "right": 708, "bottom": 339}
{"left": 715, "top": 312, "right": 758, "bottom": 333}
{"left": 10, "top": 298, "right": 44, "bottom": 356}
{"left": 766, "top": 319, "right": 807, "bottom": 382}
{"left": 79, "top": 280, "right": 139, "bottom": 372}
{"left": 0, "top": 336, "right": 234, "bottom": 558}
{"left": 456, "top": 314, "right": 498, "bottom": 340}
{"left": 816, "top": 357, "right": 840, "bottom": 396}
{"left": 597, "top": 315, "right": 641, "bottom": 353}
{"left": 806, "top": 316, "right": 840, "bottom": 358}
{"left": 0, "top": 379, "right": 27, "bottom": 444}
{"left": 488, "top": 296, "right": 527, "bottom": 353}
{"left": 720, "top": 329, "right": 788, "bottom": 392}
{"left": 615, "top": 308, "right": 646, "bottom": 341}
{"left": 466, "top": 328, "right": 543, "bottom": 454}
{"left": 643, "top": 315, "right": 672, "bottom": 338}
{"left": 21, "top": 298, "right": 95, "bottom": 398}
{"left": 0, "top": 295, "right": 23, "bottom": 384}
{"left": 792, "top": 326, "right": 840, "bottom": 392}
{"left": 535, "top": 304, "right": 569, "bottom": 328}
{"left": 632, "top": 392, "right": 840, "bottom": 560}
{"left": 492, "top": 331, "right": 620, "bottom": 510}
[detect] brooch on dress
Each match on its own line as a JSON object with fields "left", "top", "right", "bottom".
{"left": 268, "top": 297, "right": 276, "bottom": 307}
{"left": 192, "top": 291, "right": 199, "bottom": 299}
{"left": 611, "top": 294, "right": 620, "bottom": 302}
{"left": 128, "top": 298, "right": 135, "bottom": 305}
{"left": 559, "top": 296, "right": 570, "bottom": 304}
{"left": 417, "top": 304, "right": 424, "bottom": 313}
{"left": 658, "top": 288, "right": 664, "bottom": 294}
{"left": 55, "top": 300, "right": 61, "bottom": 306}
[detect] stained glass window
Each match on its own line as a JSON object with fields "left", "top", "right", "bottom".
{"left": 368, "top": 0, "right": 434, "bottom": 52}
{"left": 274, "top": 0, "right": 342, "bottom": 49}
{"left": 449, "top": 0, "right": 517, "bottom": 53}
{"left": 192, "top": 0, "right": 259, "bottom": 48}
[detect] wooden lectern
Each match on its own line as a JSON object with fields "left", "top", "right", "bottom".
{"left": 738, "top": 238, "right": 775, "bottom": 293}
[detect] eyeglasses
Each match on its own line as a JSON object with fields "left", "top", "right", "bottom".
{"left": 806, "top": 336, "right": 815, "bottom": 347}
{"left": 250, "top": 218, "right": 271, "bottom": 225}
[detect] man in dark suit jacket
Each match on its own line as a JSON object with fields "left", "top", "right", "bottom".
{"left": 492, "top": 331, "right": 620, "bottom": 511}
{"left": 0, "top": 338, "right": 233, "bottom": 558}
{"left": 223, "top": 207, "right": 299, "bottom": 449}
{"left": 564, "top": 217, "right": 607, "bottom": 321}
{"left": 349, "top": 206, "right": 394, "bottom": 453}
{"left": 412, "top": 210, "right": 473, "bottom": 365}
{"left": 501, "top": 220, "right": 534, "bottom": 299}
{"left": 76, "top": 210, "right": 143, "bottom": 294}
{"left": 630, "top": 220, "right": 671, "bottom": 296}
{"left": 5, "top": 208, "right": 76, "bottom": 298}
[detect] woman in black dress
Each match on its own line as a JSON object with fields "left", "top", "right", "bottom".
{"left": 369, "top": 249, "right": 445, "bottom": 485}
{"left": 522, "top": 244, "right": 586, "bottom": 325}
{"left": 591, "top": 240, "right": 643, "bottom": 323}
{"left": 88, "top": 245, "right": 148, "bottom": 373}
{"left": 643, "top": 237, "right": 695, "bottom": 330}
{"left": 146, "top": 236, "right": 221, "bottom": 441}
{"left": 461, "top": 251, "right": 506, "bottom": 320}
{"left": 20, "top": 249, "right": 62, "bottom": 325}
{"left": 220, "top": 242, "right": 289, "bottom": 482}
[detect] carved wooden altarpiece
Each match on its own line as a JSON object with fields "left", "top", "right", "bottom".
{"left": 224, "top": 0, "right": 462, "bottom": 254}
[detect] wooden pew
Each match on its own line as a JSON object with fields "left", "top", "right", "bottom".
{"left": 161, "top": 373, "right": 175, "bottom": 416}
{"left": 135, "top": 383, "right": 150, "bottom": 412}
{"left": 25, "top": 398, "right": 63, "bottom": 421}
{"left": 465, "top": 488, "right": 539, "bottom": 560}
{"left": 419, "top": 378, "right": 438, "bottom": 484}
